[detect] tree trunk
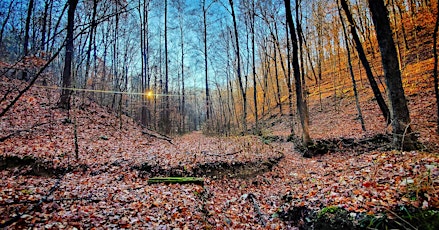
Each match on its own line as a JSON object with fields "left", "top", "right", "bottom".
{"left": 339, "top": 0, "right": 390, "bottom": 124}
{"left": 368, "top": 0, "right": 417, "bottom": 150}
{"left": 83, "top": 0, "right": 97, "bottom": 103}
{"left": 434, "top": 0, "right": 439, "bottom": 134}
{"left": 339, "top": 6, "right": 366, "bottom": 131}
{"left": 251, "top": 0, "right": 258, "bottom": 134}
{"left": 284, "top": 0, "right": 312, "bottom": 147}
{"left": 59, "top": 0, "right": 79, "bottom": 110}
{"left": 285, "top": 22, "right": 295, "bottom": 134}
{"left": 273, "top": 37, "right": 282, "bottom": 114}
{"left": 138, "top": 0, "right": 146, "bottom": 126}
{"left": 179, "top": 2, "right": 186, "bottom": 133}
{"left": 162, "top": 0, "right": 171, "bottom": 134}
{"left": 40, "top": 0, "right": 51, "bottom": 51}
{"left": 229, "top": 0, "right": 247, "bottom": 133}
{"left": 22, "top": 0, "right": 34, "bottom": 81}
{"left": 203, "top": 1, "right": 211, "bottom": 121}
{"left": 295, "top": 0, "right": 310, "bottom": 138}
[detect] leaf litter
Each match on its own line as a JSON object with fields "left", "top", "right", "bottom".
{"left": 1, "top": 78, "right": 439, "bottom": 229}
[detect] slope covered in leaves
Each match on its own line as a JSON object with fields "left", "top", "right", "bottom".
{"left": 1, "top": 75, "right": 439, "bottom": 229}
{"left": 0, "top": 79, "right": 284, "bottom": 228}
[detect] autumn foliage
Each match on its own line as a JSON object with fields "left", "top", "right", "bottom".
{"left": 1, "top": 0, "right": 439, "bottom": 229}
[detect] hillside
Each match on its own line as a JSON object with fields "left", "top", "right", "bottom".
{"left": 1, "top": 71, "right": 439, "bottom": 228}
{"left": 265, "top": 5, "right": 439, "bottom": 151}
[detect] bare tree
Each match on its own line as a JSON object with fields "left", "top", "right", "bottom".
{"left": 82, "top": 0, "right": 98, "bottom": 104}
{"left": 339, "top": 0, "right": 390, "bottom": 124}
{"left": 175, "top": 0, "right": 186, "bottom": 133}
{"left": 40, "top": 0, "right": 53, "bottom": 51}
{"left": 202, "top": 0, "right": 215, "bottom": 121}
{"left": 22, "top": 0, "right": 34, "bottom": 80}
{"left": 229, "top": 0, "right": 247, "bottom": 133}
{"left": 284, "top": 0, "right": 312, "bottom": 147}
{"left": 339, "top": 5, "right": 366, "bottom": 131}
{"left": 251, "top": 0, "right": 258, "bottom": 133}
{"left": 59, "top": 0, "right": 79, "bottom": 110}
{"left": 368, "top": 0, "right": 417, "bottom": 150}
{"left": 160, "top": 0, "right": 171, "bottom": 134}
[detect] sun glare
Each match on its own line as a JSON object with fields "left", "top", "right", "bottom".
{"left": 145, "top": 90, "right": 153, "bottom": 98}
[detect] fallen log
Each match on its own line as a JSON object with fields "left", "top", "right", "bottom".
{"left": 147, "top": 177, "right": 204, "bottom": 185}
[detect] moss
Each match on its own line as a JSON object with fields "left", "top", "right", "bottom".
{"left": 317, "top": 206, "right": 342, "bottom": 218}
{"left": 315, "top": 206, "right": 354, "bottom": 230}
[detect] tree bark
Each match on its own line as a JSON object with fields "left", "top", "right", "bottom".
{"left": 368, "top": 0, "right": 417, "bottom": 150}
{"left": 22, "top": 0, "right": 34, "bottom": 81}
{"left": 59, "top": 0, "right": 79, "bottom": 110}
{"left": 284, "top": 0, "right": 312, "bottom": 147}
{"left": 434, "top": 0, "right": 439, "bottom": 134}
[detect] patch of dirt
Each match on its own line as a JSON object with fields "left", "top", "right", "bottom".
{"left": 0, "top": 156, "right": 36, "bottom": 169}
{"left": 134, "top": 153, "right": 284, "bottom": 179}
{"left": 0, "top": 155, "right": 84, "bottom": 177}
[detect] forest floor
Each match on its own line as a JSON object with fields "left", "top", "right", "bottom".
{"left": 1, "top": 58, "right": 439, "bottom": 229}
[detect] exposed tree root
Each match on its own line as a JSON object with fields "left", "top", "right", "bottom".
{"left": 289, "top": 133, "right": 395, "bottom": 158}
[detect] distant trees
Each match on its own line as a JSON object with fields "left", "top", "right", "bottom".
{"left": 1, "top": 0, "right": 437, "bottom": 147}
{"left": 138, "top": 0, "right": 151, "bottom": 127}
{"left": 0, "top": 0, "right": 15, "bottom": 50}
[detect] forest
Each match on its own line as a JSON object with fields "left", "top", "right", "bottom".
{"left": 1, "top": 0, "right": 439, "bottom": 228}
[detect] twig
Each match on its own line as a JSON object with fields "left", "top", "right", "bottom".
{"left": 384, "top": 207, "right": 417, "bottom": 230}
{"left": 247, "top": 193, "right": 266, "bottom": 226}
{"left": 141, "top": 130, "right": 174, "bottom": 145}
{"left": 201, "top": 150, "right": 243, "bottom": 157}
